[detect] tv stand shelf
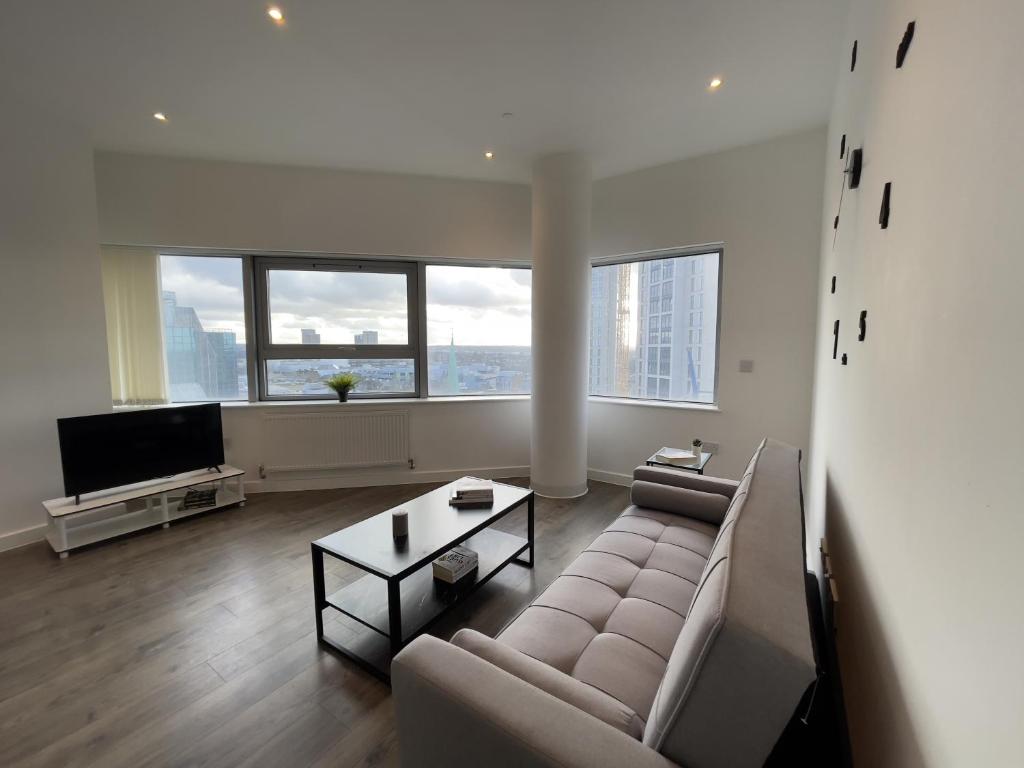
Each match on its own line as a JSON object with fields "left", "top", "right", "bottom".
{"left": 42, "top": 466, "right": 245, "bottom": 558}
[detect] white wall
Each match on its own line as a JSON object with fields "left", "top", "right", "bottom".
{"left": 93, "top": 153, "right": 537, "bottom": 492}
{"left": 95, "top": 152, "right": 531, "bottom": 261}
{"left": 0, "top": 90, "right": 112, "bottom": 549}
{"left": 590, "top": 128, "right": 827, "bottom": 480}
{"left": 222, "top": 399, "right": 530, "bottom": 492}
{"left": 806, "top": 1, "right": 1024, "bottom": 765}
{"left": 95, "top": 135, "right": 826, "bottom": 493}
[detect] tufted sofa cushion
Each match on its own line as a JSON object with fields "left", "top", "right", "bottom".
{"left": 496, "top": 498, "right": 725, "bottom": 725}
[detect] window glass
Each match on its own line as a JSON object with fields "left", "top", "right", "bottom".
{"left": 159, "top": 255, "right": 247, "bottom": 402}
{"left": 264, "top": 359, "right": 415, "bottom": 396}
{"left": 267, "top": 269, "right": 408, "bottom": 345}
{"left": 589, "top": 251, "right": 720, "bottom": 403}
{"left": 425, "top": 265, "right": 531, "bottom": 396}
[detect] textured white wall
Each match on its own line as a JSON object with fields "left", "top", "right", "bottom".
{"left": 95, "top": 152, "right": 531, "bottom": 261}
{"left": 589, "top": 128, "right": 827, "bottom": 480}
{"left": 0, "top": 90, "right": 112, "bottom": 547}
{"left": 806, "top": 1, "right": 1024, "bottom": 765}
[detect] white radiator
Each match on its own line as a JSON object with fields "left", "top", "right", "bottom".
{"left": 261, "top": 409, "right": 410, "bottom": 472}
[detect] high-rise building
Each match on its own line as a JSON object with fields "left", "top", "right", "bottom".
{"left": 634, "top": 255, "right": 718, "bottom": 401}
{"left": 354, "top": 330, "right": 379, "bottom": 345}
{"left": 162, "top": 291, "right": 239, "bottom": 401}
{"left": 301, "top": 328, "right": 320, "bottom": 344}
{"left": 589, "top": 264, "right": 633, "bottom": 396}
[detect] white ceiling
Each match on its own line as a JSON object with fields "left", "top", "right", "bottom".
{"left": 0, "top": 0, "right": 848, "bottom": 182}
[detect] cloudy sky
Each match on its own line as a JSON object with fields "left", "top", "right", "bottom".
{"left": 159, "top": 256, "right": 531, "bottom": 348}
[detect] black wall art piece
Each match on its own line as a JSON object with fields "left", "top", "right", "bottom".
{"left": 858, "top": 310, "right": 867, "bottom": 341}
{"left": 897, "top": 21, "right": 916, "bottom": 68}
{"left": 841, "top": 353, "right": 848, "bottom": 366}
{"left": 848, "top": 148, "right": 863, "bottom": 189}
{"left": 831, "top": 276, "right": 837, "bottom": 294}
{"left": 880, "top": 182, "right": 892, "bottom": 228}
{"left": 851, "top": 40, "right": 858, "bottom": 71}
{"left": 833, "top": 320, "right": 840, "bottom": 360}
{"left": 840, "top": 134, "right": 846, "bottom": 159}
{"left": 834, "top": 215, "right": 840, "bottom": 230}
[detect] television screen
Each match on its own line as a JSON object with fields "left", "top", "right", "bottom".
{"left": 57, "top": 403, "right": 225, "bottom": 498}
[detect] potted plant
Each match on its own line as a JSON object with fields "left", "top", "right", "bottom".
{"left": 325, "top": 373, "right": 360, "bottom": 402}
{"left": 691, "top": 438, "right": 703, "bottom": 458}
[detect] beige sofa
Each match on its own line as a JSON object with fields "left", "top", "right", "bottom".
{"left": 393, "top": 439, "right": 816, "bottom": 768}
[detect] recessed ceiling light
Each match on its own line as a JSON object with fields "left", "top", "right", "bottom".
{"left": 267, "top": 5, "right": 285, "bottom": 25}
{"left": 707, "top": 77, "right": 723, "bottom": 92}
{"left": 153, "top": 112, "right": 168, "bottom": 122}
{"left": 484, "top": 151, "right": 495, "bottom": 160}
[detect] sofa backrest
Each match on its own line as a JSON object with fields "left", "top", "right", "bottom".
{"left": 641, "top": 438, "right": 816, "bottom": 768}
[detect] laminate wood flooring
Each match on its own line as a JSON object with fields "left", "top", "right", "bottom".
{"left": 0, "top": 479, "right": 627, "bottom": 768}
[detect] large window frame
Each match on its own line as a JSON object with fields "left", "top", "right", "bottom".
{"left": 589, "top": 244, "right": 724, "bottom": 407}
{"left": 154, "top": 247, "right": 718, "bottom": 406}
{"left": 253, "top": 256, "right": 421, "bottom": 400}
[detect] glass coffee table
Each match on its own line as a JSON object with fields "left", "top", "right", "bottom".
{"left": 311, "top": 479, "right": 534, "bottom": 681}
{"left": 645, "top": 448, "right": 713, "bottom": 475}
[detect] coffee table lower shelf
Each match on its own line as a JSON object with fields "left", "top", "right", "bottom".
{"left": 314, "top": 527, "right": 530, "bottom": 681}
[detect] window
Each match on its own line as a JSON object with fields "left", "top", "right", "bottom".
{"left": 589, "top": 249, "right": 720, "bottom": 404}
{"left": 159, "top": 255, "right": 248, "bottom": 402}
{"left": 255, "top": 258, "right": 417, "bottom": 398}
{"left": 425, "top": 264, "right": 531, "bottom": 396}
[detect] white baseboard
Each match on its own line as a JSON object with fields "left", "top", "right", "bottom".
{"left": 587, "top": 468, "right": 633, "bottom": 487}
{"left": 0, "top": 523, "right": 47, "bottom": 553}
{"left": 244, "top": 465, "right": 531, "bottom": 493}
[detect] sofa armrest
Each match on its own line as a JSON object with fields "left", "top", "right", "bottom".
{"left": 392, "top": 635, "right": 678, "bottom": 768}
{"left": 451, "top": 628, "right": 644, "bottom": 738}
{"left": 631, "top": 480, "right": 731, "bottom": 525}
{"left": 633, "top": 465, "right": 740, "bottom": 499}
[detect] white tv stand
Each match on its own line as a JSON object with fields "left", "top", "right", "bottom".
{"left": 42, "top": 466, "right": 245, "bottom": 558}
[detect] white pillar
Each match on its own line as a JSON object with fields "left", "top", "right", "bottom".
{"left": 531, "top": 152, "right": 592, "bottom": 498}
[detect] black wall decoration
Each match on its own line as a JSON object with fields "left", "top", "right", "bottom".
{"left": 841, "top": 353, "right": 848, "bottom": 366}
{"left": 858, "top": 310, "right": 867, "bottom": 341}
{"left": 879, "top": 182, "right": 892, "bottom": 229}
{"left": 833, "top": 320, "right": 840, "bottom": 360}
{"left": 851, "top": 40, "right": 858, "bottom": 71}
{"left": 897, "top": 21, "right": 916, "bottom": 68}
{"left": 831, "top": 276, "right": 837, "bottom": 294}
{"left": 840, "top": 134, "right": 846, "bottom": 159}
{"left": 848, "top": 148, "right": 863, "bottom": 189}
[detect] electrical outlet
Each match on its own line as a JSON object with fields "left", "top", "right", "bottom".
{"left": 702, "top": 441, "right": 720, "bottom": 455}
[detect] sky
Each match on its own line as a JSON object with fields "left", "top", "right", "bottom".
{"left": 159, "top": 256, "right": 532, "bottom": 348}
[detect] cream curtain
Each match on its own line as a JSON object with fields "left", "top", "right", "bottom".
{"left": 101, "top": 246, "right": 169, "bottom": 405}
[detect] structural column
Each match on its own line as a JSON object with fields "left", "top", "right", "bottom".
{"left": 530, "top": 152, "right": 591, "bottom": 498}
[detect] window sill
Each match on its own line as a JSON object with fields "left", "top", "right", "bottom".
{"left": 219, "top": 395, "right": 531, "bottom": 408}
{"left": 587, "top": 396, "right": 720, "bottom": 413}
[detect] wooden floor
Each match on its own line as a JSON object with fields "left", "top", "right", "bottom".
{"left": 0, "top": 479, "right": 627, "bottom": 768}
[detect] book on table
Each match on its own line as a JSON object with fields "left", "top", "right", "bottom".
{"left": 432, "top": 545, "right": 479, "bottom": 584}
{"left": 655, "top": 447, "right": 700, "bottom": 465}
{"left": 450, "top": 477, "right": 494, "bottom": 507}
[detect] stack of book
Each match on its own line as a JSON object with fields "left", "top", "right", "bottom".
{"left": 181, "top": 488, "right": 217, "bottom": 510}
{"left": 654, "top": 447, "right": 700, "bottom": 466}
{"left": 432, "top": 546, "right": 479, "bottom": 584}
{"left": 449, "top": 477, "right": 494, "bottom": 508}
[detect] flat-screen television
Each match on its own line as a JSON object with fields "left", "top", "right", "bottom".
{"left": 57, "top": 403, "right": 225, "bottom": 499}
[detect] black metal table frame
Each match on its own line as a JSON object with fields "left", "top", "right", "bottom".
{"left": 311, "top": 491, "right": 534, "bottom": 682}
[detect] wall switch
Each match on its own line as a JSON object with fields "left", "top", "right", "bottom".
{"left": 739, "top": 359, "right": 754, "bottom": 373}
{"left": 702, "top": 441, "right": 720, "bottom": 455}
